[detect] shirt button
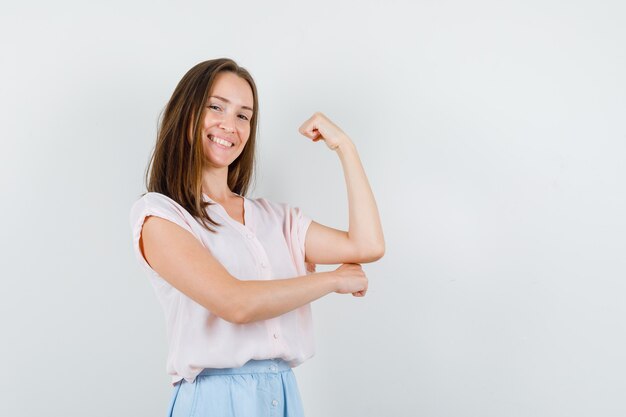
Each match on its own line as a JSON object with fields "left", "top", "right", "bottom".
{"left": 272, "top": 400, "right": 278, "bottom": 406}
{"left": 270, "top": 365, "right": 277, "bottom": 372}
{"left": 273, "top": 333, "right": 279, "bottom": 339}
{"left": 246, "top": 233, "right": 254, "bottom": 239}
{"left": 261, "top": 261, "right": 268, "bottom": 268}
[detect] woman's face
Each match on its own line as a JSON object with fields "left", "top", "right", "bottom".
{"left": 200, "top": 71, "right": 254, "bottom": 170}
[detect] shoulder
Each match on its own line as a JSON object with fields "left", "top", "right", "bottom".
{"left": 248, "top": 196, "right": 290, "bottom": 218}
{"left": 131, "top": 192, "right": 185, "bottom": 213}
{"left": 250, "top": 196, "right": 283, "bottom": 210}
{"left": 132, "top": 191, "right": 177, "bottom": 206}
{"left": 129, "top": 192, "right": 192, "bottom": 228}
{"left": 248, "top": 196, "right": 310, "bottom": 224}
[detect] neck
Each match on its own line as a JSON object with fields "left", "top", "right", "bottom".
{"left": 201, "top": 166, "right": 236, "bottom": 201}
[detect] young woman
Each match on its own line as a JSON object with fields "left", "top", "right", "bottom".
{"left": 129, "top": 58, "right": 384, "bottom": 417}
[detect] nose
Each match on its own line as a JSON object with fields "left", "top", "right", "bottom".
{"left": 219, "top": 123, "right": 234, "bottom": 133}
{"left": 219, "top": 115, "right": 236, "bottom": 134}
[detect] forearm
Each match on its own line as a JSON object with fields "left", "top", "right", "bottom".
{"left": 235, "top": 272, "right": 337, "bottom": 323}
{"left": 336, "top": 137, "right": 385, "bottom": 256}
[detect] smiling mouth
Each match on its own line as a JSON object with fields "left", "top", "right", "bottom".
{"left": 209, "top": 135, "right": 234, "bottom": 147}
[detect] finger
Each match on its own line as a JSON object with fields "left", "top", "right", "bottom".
{"left": 298, "top": 127, "right": 314, "bottom": 139}
{"left": 311, "top": 130, "right": 322, "bottom": 141}
{"left": 298, "top": 118, "right": 319, "bottom": 139}
{"left": 297, "top": 116, "right": 314, "bottom": 134}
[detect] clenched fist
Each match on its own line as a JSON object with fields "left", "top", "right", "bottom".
{"left": 298, "top": 112, "right": 352, "bottom": 151}
{"left": 333, "top": 263, "right": 368, "bottom": 297}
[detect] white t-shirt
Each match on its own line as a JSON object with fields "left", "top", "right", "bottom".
{"left": 129, "top": 192, "right": 315, "bottom": 385}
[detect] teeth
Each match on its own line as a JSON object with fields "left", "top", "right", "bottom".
{"left": 209, "top": 135, "right": 233, "bottom": 147}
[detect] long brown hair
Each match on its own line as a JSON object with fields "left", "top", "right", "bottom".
{"left": 143, "top": 58, "right": 259, "bottom": 233}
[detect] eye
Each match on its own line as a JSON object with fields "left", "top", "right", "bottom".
{"left": 207, "top": 104, "right": 221, "bottom": 111}
{"left": 238, "top": 114, "right": 249, "bottom": 121}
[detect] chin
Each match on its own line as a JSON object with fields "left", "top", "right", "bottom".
{"left": 204, "top": 156, "right": 235, "bottom": 168}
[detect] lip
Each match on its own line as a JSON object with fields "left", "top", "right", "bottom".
{"left": 209, "top": 134, "right": 235, "bottom": 147}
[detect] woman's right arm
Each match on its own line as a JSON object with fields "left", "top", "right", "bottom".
{"left": 140, "top": 216, "right": 367, "bottom": 324}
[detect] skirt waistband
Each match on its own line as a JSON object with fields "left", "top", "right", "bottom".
{"left": 198, "top": 358, "right": 291, "bottom": 377}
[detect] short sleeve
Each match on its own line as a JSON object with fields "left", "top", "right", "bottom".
{"left": 287, "top": 205, "right": 315, "bottom": 274}
{"left": 129, "top": 192, "right": 201, "bottom": 273}
{"left": 289, "top": 206, "right": 312, "bottom": 259}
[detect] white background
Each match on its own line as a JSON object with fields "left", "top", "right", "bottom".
{"left": 2, "top": 1, "right": 625, "bottom": 416}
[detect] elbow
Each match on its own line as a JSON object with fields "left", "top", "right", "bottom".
{"left": 218, "top": 304, "right": 251, "bottom": 325}
{"left": 374, "top": 243, "right": 385, "bottom": 260}
{"left": 369, "top": 244, "right": 386, "bottom": 261}
{"left": 358, "top": 242, "right": 385, "bottom": 263}
{"left": 226, "top": 294, "right": 256, "bottom": 324}
{"left": 209, "top": 281, "right": 253, "bottom": 325}
{"left": 229, "top": 308, "right": 251, "bottom": 325}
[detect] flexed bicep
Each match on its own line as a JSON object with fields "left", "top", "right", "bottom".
{"left": 304, "top": 220, "right": 380, "bottom": 265}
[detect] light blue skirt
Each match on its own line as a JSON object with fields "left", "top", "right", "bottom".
{"left": 167, "top": 358, "right": 305, "bottom": 417}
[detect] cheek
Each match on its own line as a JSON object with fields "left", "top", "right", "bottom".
{"left": 240, "top": 125, "right": 251, "bottom": 141}
{"left": 202, "top": 116, "right": 215, "bottom": 130}
{"left": 201, "top": 138, "right": 210, "bottom": 153}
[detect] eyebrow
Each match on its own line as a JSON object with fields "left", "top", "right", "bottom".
{"left": 209, "top": 95, "right": 254, "bottom": 112}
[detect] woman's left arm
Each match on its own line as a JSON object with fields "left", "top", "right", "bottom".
{"left": 298, "top": 112, "right": 385, "bottom": 265}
